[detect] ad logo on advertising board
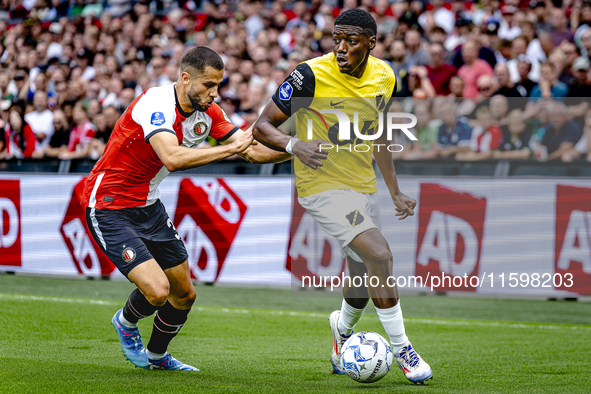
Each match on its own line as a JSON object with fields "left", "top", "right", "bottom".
{"left": 555, "top": 185, "right": 591, "bottom": 295}
{"left": 0, "top": 179, "right": 22, "bottom": 267}
{"left": 415, "top": 183, "right": 487, "bottom": 291}
{"left": 60, "top": 178, "right": 115, "bottom": 276}
{"left": 173, "top": 178, "right": 246, "bottom": 282}
{"left": 286, "top": 188, "right": 345, "bottom": 284}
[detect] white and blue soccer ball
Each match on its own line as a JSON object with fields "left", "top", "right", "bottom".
{"left": 340, "top": 331, "right": 393, "bottom": 383}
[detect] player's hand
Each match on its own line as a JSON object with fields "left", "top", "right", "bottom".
{"left": 292, "top": 139, "right": 329, "bottom": 170}
{"left": 229, "top": 129, "right": 257, "bottom": 154}
{"left": 392, "top": 192, "right": 416, "bottom": 220}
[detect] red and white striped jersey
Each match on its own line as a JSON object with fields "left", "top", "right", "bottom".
{"left": 68, "top": 120, "right": 96, "bottom": 152}
{"left": 81, "top": 84, "right": 239, "bottom": 210}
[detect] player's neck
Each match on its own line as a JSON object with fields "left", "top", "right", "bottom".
{"left": 174, "top": 83, "right": 195, "bottom": 115}
{"left": 345, "top": 57, "right": 369, "bottom": 79}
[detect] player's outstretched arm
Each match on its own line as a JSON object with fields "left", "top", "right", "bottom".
{"left": 150, "top": 130, "right": 254, "bottom": 172}
{"left": 220, "top": 126, "right": 291, "bottom": 164}
{"left": 252, "top": 99, "right": 292, "bottom": 151}
{"left": 253, "top": 100, "right": 328, "bottom": 169}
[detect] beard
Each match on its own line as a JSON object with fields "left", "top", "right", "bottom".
{"left": 187, "top": 85, "right": 208, "bottom": 112}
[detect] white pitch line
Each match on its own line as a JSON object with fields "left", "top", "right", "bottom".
{"left": 0, "top": 293, "right": 120, "bottom": 306}
{"left": 2, "top": 293, "right": 590, "bottom": 332}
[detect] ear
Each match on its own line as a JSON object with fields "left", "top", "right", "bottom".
{"left": 369, "top": 35, "right": 377, "bottom": 52}
{"left": 180, "top": 71, "right": 191, "bottom": 86}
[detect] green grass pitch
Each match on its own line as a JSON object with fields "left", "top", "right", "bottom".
{"left": 0, "top": 275, "right": 590, "bottom": 393}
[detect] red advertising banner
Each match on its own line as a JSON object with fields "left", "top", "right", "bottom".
{"left": 0, "top": 179, "right": 22, "bottom": 267}
{"left": 60, "top": 178, "right": 115, "bottom": 276}
{"left": 174, "top": 178, "right": 247, "bottom": 282}
{"left": 555, "top": 185, "right": 591, "bottom": 296}
{"left": 415, "top": 183, "right": 487, "bottom": 291}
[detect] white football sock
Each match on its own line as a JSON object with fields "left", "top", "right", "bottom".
{"left": 119, "top": 312, "right": 137, "bottom": 329}
{"left": 337, "top": 299, "right": 365, "bottom": 336}
{"left": 375, "top": 303, "right": 409, "bottom": 355}
{"left": 146, "top": 350, "right": 166, "bottom": 360}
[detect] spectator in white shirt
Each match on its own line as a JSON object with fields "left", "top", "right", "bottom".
{"left": 245, "top": 1, "right": 266, "bottom": 42}
{"left": 418, "top": 0, "right": 455, "bottom": 34}
{"left": 76, "top": 49, "right": 96, "bottom": 81}
{"left": 498, "top": 6, "right": 522, "bottom": 41}
{"left": 508, "top": 36, "right": 541, "bottom": 83}
{"left": 520, "top": 20, "right": 546, "bottom": 63}
{"left": 101, "top": 78, "right": 123, "bottom": 110}
{"left": 46, "top": 22, "right": 64, "bottom": 59}
{"left": 24, "top": 90, "right": 55, "bottom": 151}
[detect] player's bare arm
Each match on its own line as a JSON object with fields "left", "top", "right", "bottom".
{"left": 219, "top": 125, "right": 291, "bottom": 164}
{"left": 149, "top": 129, "right": 254, "bottom": 172}
{"left": 253, "top": 100, "right": 328, "bottom": 170}
{"left": 373, "top": 91, "right": 416, "bottom": 220}
{"left": 374, "top": 123, "right": 416, "bottom": 221}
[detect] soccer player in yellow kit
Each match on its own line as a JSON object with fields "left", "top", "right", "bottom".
{"left": 253, "top": 9, "right": 432, "bottom": 383}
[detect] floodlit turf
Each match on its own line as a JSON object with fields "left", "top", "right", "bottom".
{"left": 0, "top": 275, "right": 590, "bottom": 393}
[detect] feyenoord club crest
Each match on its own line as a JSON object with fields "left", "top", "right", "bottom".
{"left": 194, "top": 122, "right": 207, "bottom": 135}
{"left": 122, "top": 247, "right": 136, "bottom": 263}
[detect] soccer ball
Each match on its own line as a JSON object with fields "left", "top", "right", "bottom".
{"left": 340, "top": 331, "right": 392, "bottom": 383}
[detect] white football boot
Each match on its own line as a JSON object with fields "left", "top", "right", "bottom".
{"left": 329, "top": 310, "right": 352, "bottom": 374}
{"left": 394, "top": 342, "right": 433, "bottom": 384}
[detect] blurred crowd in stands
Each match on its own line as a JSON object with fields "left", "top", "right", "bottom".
{"left": 1, "top": 0, "right": 591, "bottom": 163}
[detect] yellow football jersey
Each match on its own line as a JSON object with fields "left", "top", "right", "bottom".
{"left": 272, "top": 53, "right": 397, "bottom": 197}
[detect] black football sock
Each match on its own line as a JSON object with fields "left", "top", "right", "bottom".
{"left": 147, "top": 301, "right": 191, "bottom": 356}
{"left": 122, "top": 288, "right": 159, "bottom": 324}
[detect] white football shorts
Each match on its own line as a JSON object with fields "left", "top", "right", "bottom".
{"left": 298, "top": 189, "right": 382, "bottom": 262}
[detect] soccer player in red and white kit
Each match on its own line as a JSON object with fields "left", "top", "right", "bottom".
{"left": 82, "top": 47, "right": 289, "bottom": 370}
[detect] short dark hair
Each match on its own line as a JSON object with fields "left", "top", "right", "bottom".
{"left": 498, "top": 38, "right": 512, "bottom": 49}
{"left": 180, "top": 46, "right": 224, "bottom": 76}
{"left": 334, "top": 9, "right": 377, "bottom": 37}
{"left": 430, "top": 26, "right": 447, "bottom": 36}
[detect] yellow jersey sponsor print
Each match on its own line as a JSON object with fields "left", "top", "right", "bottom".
{"left": 272, "top": 53, "right": 396, "bottom": 197}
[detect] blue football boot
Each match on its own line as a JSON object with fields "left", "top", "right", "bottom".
{"left": 148, "top": 353, "right": 199, "bottom": 371}
{"left": 111, "top": 309, "right": 149, "bottom": 368}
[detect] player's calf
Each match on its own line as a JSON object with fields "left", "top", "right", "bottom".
{"left": 364, "top": 259, "right": 397, "bottom": 308}
{"left": 122, "top": 288, "right": 161, "bottom": 324}
{"left": 146, "top": 301, "right": 192, "bottom": 361}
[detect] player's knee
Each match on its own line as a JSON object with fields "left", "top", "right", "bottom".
{"left": 173, "top": 286, "right": 197, "bottom": 308}
{"left": 145, "top": 283, "right": 170, "bottom": 306}
{"left": 368, "top": 248, "right": 393, "bottom": 268}
{"left": 181, "top": 287, "right": 197, "bottom": 308}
